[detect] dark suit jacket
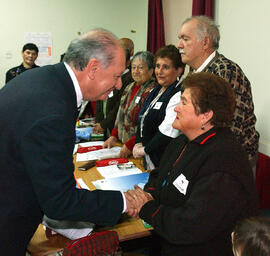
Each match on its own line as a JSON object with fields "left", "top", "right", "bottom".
{"left": 0, "top": 63, "right": 123, "bottom": 255}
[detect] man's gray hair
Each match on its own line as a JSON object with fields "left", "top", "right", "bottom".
{"left": 183, "top": 16, "right": 220, "bottom": 49}
{"left": 64, "top": 29, "right": 121, "bottom": 71}
{"left": 131, "top": 51, "right": 154, "bottom": 70}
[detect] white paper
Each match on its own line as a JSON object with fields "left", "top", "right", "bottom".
{"left": 25, "top": 32, "right": 53, "bottom": 66}
{"left": 97, "top": 162, "right": 142, "bottom": 178}
{"left": 78, "top": 141, "right": 104, "bottom": 147}
{"left": 42, "top": 218, "right": 94, "bottom": 240}
{"left": 73, "top": 144, "right": 78, "bottom": 155}
{"left": 76, "top": 146, "right": 121, "bottom": 162}
{"left": 76, "top": 178, "right": 90, "bottom": 190}
{"left": 92, "top": 172, "right": 149, "bottom": 192}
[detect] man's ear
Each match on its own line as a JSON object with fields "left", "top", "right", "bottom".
{"left": 86, "top": 58, "right": 100, "bottom": 80}
{"left": 203, "top": 36, "right": 211, "bottom": 49}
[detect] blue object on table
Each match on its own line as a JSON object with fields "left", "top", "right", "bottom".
{"left": 76, "top": 126, "right": 93, "bottom": 142}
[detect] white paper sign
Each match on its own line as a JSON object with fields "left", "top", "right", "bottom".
{"left": 135, "top": 96, "right": 141, "bottom": 103}
{"left": 173, "top": 173, "right": 189, "bottom": 195}
{"left": 25, "top": 32, "right": 53, "bottom": 66}
{"left": 154, "top": 102, "right": 163, "bottom": 109}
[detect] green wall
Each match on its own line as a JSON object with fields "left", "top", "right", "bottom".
{"left": 0, "top": 0, "right": 148, "bottom": 86}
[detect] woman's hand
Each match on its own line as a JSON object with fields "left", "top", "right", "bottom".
{"left": 133, "top": 143, "right": 145, "bottom": 158}
{"left": 103, "top": 136, "right": 117, "bottom": 148}
{"left": 120, "top": 144, "right": 132, "bottom": 158}
{"left": 126, "top": 185, "right": 154, "bottom": 217}
{"left": 93, "top": 123, "right": 104, "bottom": 134}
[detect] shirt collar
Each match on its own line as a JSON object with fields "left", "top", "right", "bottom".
{"left": 192, "top": 127, "right": 217, "bottom": 145}
{"left": 64, "top": 62, "right": 83, "bottom": 108}
{"left": 195, "top": 51, "right": 216, "bottom": 73}
{"left": 176, "top": 75, "right": 184, "bottom": 87}
{"left": 123, "top": 68, "right": 129, "bottom": 74}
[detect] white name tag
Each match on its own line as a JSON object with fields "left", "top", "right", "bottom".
{"left": 153, "top": 102, "right": 162, "bottom": 109}
{"left": 135, "top": 96, "right": 141, "bottom": 104}
{"left": 108, "top": 91, "right": 114, "bottom": 98}
{"left": 173, "top": 173, "right": 189, "bottom": 195}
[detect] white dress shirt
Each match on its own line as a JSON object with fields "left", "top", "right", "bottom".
{"left": 63, "top": 62, "right": 127, "bottom": 212}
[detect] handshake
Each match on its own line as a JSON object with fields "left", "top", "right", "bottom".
{"left": 123, "top": 185, "right": 153, "bottom": 218}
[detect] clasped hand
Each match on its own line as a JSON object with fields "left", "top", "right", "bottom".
{"left": 133, "top": 143, "right": 145, "bottom": 158}
{"left": 124, "top": 185, "right": 153, "bottom": 218}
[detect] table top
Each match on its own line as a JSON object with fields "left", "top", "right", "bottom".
{"left": 27, "top": 151, "right": 152, "bottom": 256}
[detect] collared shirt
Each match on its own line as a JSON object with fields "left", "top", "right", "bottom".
{"left": 195, "top": 51, "right": 216, "bottom": 73}
{"left": 64, "top": 62, "right": 127, "bottom": 212}
{"left": 158, "top": 77, "right": 183, "bottom": 137}
{"left": 122, "top": 68, "right": 129, "bottom": 75}
{"left": 64, "top": 62, "right": 83, "bottom": 108}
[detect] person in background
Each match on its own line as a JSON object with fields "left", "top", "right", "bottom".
{"left": 120, "top": 37, "right": 134, "bottom": 59}
{"left": 5, "top": 43, "right": 39, "bottom": 83}
{"left": 232, "top": 217, "right": 270, "bottom": 256}
{"left": 0, "top": 29, "right": 137, "bottom": 255}
{"left": 60, "top": 53, "right": 65, "bottom": 62}
{"left": 177, "top": 15, "right": 259, "bottom": 175}
{"left": 103, "top": 51, "right": 155, "bottom": 158}
{"left": 93, "top": 48, "right": 132, "bottom": 137}
{"left": 127, "top": 73, "right": 259, "bottom": 256}
{"left": 120, "top": 37, "right": 134, "bottom": 89}
{"left": 133, "top": 45, "right": 185, "bottom": 170}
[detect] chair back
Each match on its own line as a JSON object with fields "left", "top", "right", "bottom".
{"left": 62, "top": 231, "right": 120, "bottom": 256}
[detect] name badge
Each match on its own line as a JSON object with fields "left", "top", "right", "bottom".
{"left": 154, "top": 102, "right": 162, "bottom": 109}
{"left": 135, "top": 96, "right": 141, "bottom": 104}
{"left": 108, "top": 91, "right": 114, "bottom": 98}
{"left": 173, "top": 174, "right": 189, "bottom": 195}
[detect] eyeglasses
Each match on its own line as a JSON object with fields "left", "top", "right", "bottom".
{"left": 131, "top": 65, "right": 147, "bottom": 71}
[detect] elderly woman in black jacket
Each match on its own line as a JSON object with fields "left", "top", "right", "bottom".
{"left": 127, "top": 73, "right": 259, "bottom": 256}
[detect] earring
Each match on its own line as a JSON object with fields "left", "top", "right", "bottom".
{"left": 201, "top": 123, "right": 205, "bottom": 130}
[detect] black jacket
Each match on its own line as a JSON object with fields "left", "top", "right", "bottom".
{"left": 5, "top": 63, "right": 39, "bottom": 83}
{"left": 136, "top": 81, "right": 181, "bottom": 167}
{"left": 140, "top": 127, "right": 259, "bottom": 256}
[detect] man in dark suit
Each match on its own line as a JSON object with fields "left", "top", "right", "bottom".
{"left": 93, "top": 47, "right": 134, "bottom": 137}
{"left": 0, "top": 29, "right": 136, "bottom": 255}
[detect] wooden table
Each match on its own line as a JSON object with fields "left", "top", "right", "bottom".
{"left": 27, "top": 154, "right": 152, "bottom": 256}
